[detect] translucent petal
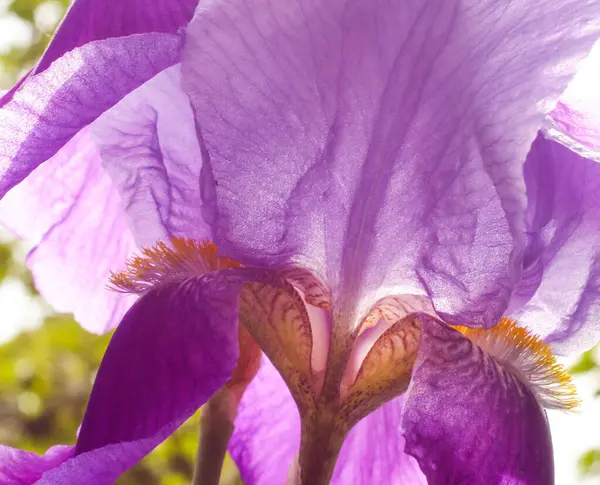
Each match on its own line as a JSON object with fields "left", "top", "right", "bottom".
{"left": 182, "top": 0, "right": 600, "bottom": 329}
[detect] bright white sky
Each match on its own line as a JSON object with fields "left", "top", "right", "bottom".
{"left": 0, "top": 2, "right": 600, "bottom": 483}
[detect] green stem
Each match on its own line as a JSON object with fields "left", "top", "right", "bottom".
{"left": 192, "top": 390, "right": 235, "bottom": 485}
{"left": 297, "top": 407, "right": 348, "bottom": 485}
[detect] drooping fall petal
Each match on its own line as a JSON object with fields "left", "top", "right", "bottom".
{"left": 27, "top": 274, "right": 241, "bottom": 485}
{"left": 402, "top": 317, "right": 553, "bottom": 485}
{"left": 182, "top": 0, "right": 600, "bottom": 331}
{"left": 511, "top": 134, "right": 600, "bottom": 355}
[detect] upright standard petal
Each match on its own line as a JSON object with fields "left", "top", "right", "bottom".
{"left": 0, "top": 129, "right": 137, "bottom": 333}
{"left": 33, "top": 274, "right": 241, "bottom": 484}
{"left": 511, "top": 135, "right": 600, "bottom": 355}
{"left": 402, "top": 318, "right": 553, "bottom": 485}
{"left": 92, "top": 64, "right": 209, "bottom": 248}
{"left": 0, "top": 33, "right": 181, "bottom": 199}
{"left": 183, "top": 0, "right": 600, "bottom": 329}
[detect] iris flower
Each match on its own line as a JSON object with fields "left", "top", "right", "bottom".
{"left": 1, "top": 0, "right": 600, "bottom": 484}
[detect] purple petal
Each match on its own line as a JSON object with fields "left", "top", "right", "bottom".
{"left": 332, "top": 397, "right": 426, "bottom": 485}
{"left": 229, "top": 357, "right": 300, "bottom": 485}
{"left": 402, "top": 318, "right": 553, "bottom": 485}
{"left": 229, "top": 359, "right": 425, "bottom": 485}
{"left": 0, "top": 129, "right": 137, "bottom": 333}
{"left": 36, "top": 274, "right": 241, "bottom": 484}
{"left": 92, "top": 64, "right": 209, "bottom": 247}
{"left": 0, "top": 33, "right": 181, "bottom": 200}
{"left": 0, "top": 446, "right": 73, "bottom": 485}
{"left": 545, "top": 42, "right": 600, "bottom": 162}
{"left": 511, "top": 135, "right": 600, "bottom": 355}
{"left": 182, "top": 0, "right": 600, "bottom": 328}
{"left": 0, "top": 0, "right": 198, "bottom": 107}
{"left": 36, "top": 0, "right": 197, "bottom": 75}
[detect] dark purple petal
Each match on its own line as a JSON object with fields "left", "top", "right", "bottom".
{"left": 92, "top": 64, "right": 209, "bottom": 247}
{"left": 182, "top": 0, "right": 600, "bottom": 329}
{"left": 402, "top": 318, "right": 553, "bottom": 485}
{"left": 229, "top": 358, "right": 300, "bottom": 485}
{"left": 0, "top": 33, "right": 181, "bottom": 200}
{"left": 31, "top": 274, "right": 241, "bottom": 484}
{"left": 0, "top": 0, "right": 198, "bottom": 107}
{"left": 510, "top": 135, "right": 600, "bottom": 355}
{"left": 0, "top": 446, "right": 73, "bottom": 485}
{"left": 0, "top": 129, "right": 137, "bottom": 333}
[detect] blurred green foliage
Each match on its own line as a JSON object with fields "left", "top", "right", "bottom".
{"left": 570, "top": 350, "right": 600, "bottom": 480}
{"left": 0, "top": 1, "right": 241, "bottom": 483}
{"left": 0, "top": 0, "right": 70, "bottom": 88}
{"left": 0, "top": 237, "right": 241, "bottom": 484}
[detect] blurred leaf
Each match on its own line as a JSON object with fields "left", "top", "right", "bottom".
{"left": 569, "top": 349, "right": 597, "bottom": 374}
{"left": 0, "top": 242, "right": 14, "bottom": 284}
{"left": 579, "top": 449, "right": 600, "bottom": 477}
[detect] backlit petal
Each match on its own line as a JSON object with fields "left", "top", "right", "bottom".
{"left": 183, "top": 0, "right": 600, "bottom": 329}
{"left": 511, "top": 135, "right": 600, "bottom": 355}
{"left": 0, "top": 129, "right": 137, "bottom": 333}
{"left": 35, "top": 0, "right": 197, "bottom": 75}
{"left": 545, "top": 41, "right": 600, "bottom": 162}
{"left": 0, "top": 0, "right": 197, "bottom": 108}
{"left": 403, "top": 317, "right": 553, "bottom": 485}
{"left": 92, "top": 64, "right": 209, "bottom": 247}
{"left": 0, "top": 33, "right": 181, "bottom": 199}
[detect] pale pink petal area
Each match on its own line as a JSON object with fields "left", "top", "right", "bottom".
{"left": 511, "top": 135, "right": 600, "bottom": 355}
{"left": 0, "top": 129, "right": 137, "bottom": 333}
{"left": 402, "top": 318, "right": 553, "bottom": 485}
{"left": 92, "top": 64, "right": 210, "bottom": 248}
{"left": 182, "top": 0, "right": 600, "bottom": 330}
{"left": 0, "top": 33, "right": 181, "bottom": 199}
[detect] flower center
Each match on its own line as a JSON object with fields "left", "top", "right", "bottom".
{"left": 110, "top": 238, "right": 579, "bottom": 484}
